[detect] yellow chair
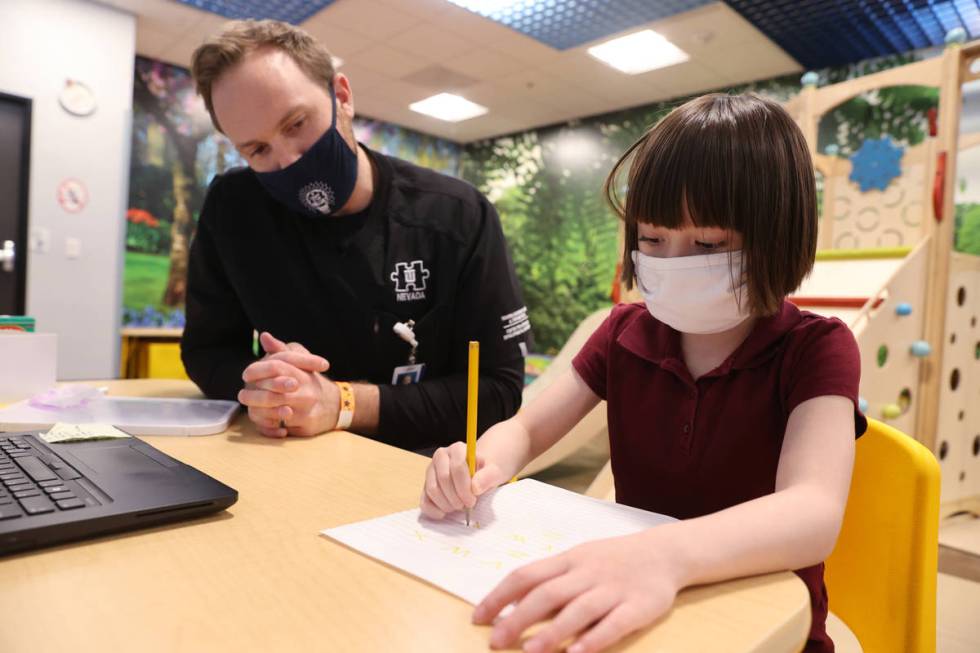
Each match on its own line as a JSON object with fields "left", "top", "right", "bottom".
{"left": 824, "top": 418, "right": 941, "bottom": 653}
{"left": 585, "top": 418, "right": 941, "bottom": 653}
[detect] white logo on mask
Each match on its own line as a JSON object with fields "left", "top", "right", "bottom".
{"left": 299, "top": 181, "right": 335, "bottom": 214}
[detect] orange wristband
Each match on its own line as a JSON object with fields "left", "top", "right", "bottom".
{"left": 335, "top": 381, "right": 355, "bottom": 431}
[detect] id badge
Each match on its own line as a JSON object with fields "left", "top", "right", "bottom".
{"left": 392, "top": 363, "right": 426, "bottom": 385}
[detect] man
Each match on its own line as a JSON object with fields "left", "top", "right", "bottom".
{"left": 182, "top": 20, "right": 530, "bottom": 450}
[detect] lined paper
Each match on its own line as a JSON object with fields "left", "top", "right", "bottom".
{"left": 321, "top": 479, "right": 674, "bottom": 605}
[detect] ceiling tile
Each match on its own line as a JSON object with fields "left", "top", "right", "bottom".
{"left": 457, "top": 81, "right": 517, "bottom": 110}
{"left": 540, "top": 53, "right": 665, "bottom": 102}
{"left": 370, "top": 0, "right": 451, "bottom": 20}
{"left": 111, "top": 0, "right": 209, "bottom": 32}
{"left": 170, "top": 0, "right": 335, "bottom": 23}
{"left": 638, "top": 60, "right": 728, "bottom": 97}
{"left": 495, "top": 69, "right": 587, "bottom": 108}
{"left": 442, "top": 48, "right": 528, "bottom": 81}
{"left": 386, "top": 22, "right": 479, "bottom": 63}
{"left": 655, "top": 2, "right": 767, "bottom": 53}
{"left": 700, "top": 41, "right": 801, "bottom": 84}
{"left": 339, "top": 63, "right": 393, "bottom": 96}
{"left": 316, "top": 0, "right": 421, "bottom": 41}
{"left": 351, "top": 44, "right": 432, "bottom": 79}
{"left": 486, "top": 33, "right": 564, "bottom": 67}
{"left": 157, "top": 12, "right": 231, "bottom": 68}
{"left": 425, "top": 3, "right": 526, "bottom": 47}
{"left": 299, "top": 15, "right": 375, "bottom": 59}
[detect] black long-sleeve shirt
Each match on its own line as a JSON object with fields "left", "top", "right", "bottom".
{"left": 181, "top": 146, "right": 531, "bottom": 450}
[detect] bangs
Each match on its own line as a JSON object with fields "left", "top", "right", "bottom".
{"left": 614, "top": 93, "right": 780, "bottom": 233}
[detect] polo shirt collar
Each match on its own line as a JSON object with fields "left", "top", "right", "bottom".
{"left": 617, "top": 301, "right": 804, "bottom": 375}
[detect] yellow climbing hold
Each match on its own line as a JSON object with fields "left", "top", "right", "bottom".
{"left": 881, "top": 404, "right": 901, "bottom": 420}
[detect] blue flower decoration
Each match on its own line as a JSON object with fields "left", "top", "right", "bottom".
{"left": 849, "top": 136, "right": 904, "bottom": 192}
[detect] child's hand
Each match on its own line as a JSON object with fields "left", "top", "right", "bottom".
{"left": 473, "top": 531, "right": 682, "bottom": 653}
{"left": 420, "top": 441, "right": 508, "bottom": 519}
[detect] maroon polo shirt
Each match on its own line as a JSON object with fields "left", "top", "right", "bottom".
{"left": 572, "top": 301, "right": 867, "bottom": 653}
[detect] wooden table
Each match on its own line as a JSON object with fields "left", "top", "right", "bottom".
{"left": 0, "top": 380, "right": 811, "bottom": 653}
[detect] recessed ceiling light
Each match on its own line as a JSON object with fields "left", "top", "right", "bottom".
{"left": 587, "top": 29, "right": 689, "bottom": 75}
{"left": 409, "top": 93, "right": 488, "bottom": 122}
{"left": 332, "top": 56, "right": 344, "bottom": 69}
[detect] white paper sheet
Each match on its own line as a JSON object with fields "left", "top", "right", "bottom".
{"left": 321, "top": 479, "right": 674, "bottom": 605}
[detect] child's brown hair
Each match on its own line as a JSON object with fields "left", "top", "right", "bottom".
{"left": 604, "top": 93, "right": 817, "bottom": 315}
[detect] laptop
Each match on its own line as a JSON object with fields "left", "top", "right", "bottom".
{"left": 0, "top": 430, "right": 238, "bottom": 555}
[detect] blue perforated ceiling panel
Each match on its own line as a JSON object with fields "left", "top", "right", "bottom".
{"left": 447, "top": 0, "right": 713, "bottom": 50}
{"left": 174, "top": 0, "right": 978, "bottom": 70}
{"left": 725, "top": 0, "right": 980, "bottom": 69}
{"left": 173, "top": 0, "right": 336, "bottom": 24}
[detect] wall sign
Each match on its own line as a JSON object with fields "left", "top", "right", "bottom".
{"left": 57, "top": 178, "right": 88, "bottom": 213}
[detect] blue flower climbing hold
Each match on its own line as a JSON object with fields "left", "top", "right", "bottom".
{"left": 849, "top": 136, "right": 904, "bottom": 192}
{"left": 895, "top": 302, "right": 912, "bottom": 316}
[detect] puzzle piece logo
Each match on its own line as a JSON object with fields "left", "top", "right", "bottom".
{"left": 391, "top": 260, "right": 430, "bottom": 301}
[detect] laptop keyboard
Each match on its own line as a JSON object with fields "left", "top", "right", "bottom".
{"left": 0, "top": 436, "right": 99, "bottom": 521}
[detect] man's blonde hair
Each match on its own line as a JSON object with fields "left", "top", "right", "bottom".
{"left": 191, "top": 19, "right": 336, "bottom": 132}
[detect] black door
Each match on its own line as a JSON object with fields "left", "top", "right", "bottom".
{"left": 0, "top": 92, "right": 31, "bottom": 315}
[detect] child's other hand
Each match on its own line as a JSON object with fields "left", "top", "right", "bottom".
{"left": 420, "top": 441, "right": 508, "bottom": 519}
{"left": 473, "top": 531, "right": 681, "bottom": 653}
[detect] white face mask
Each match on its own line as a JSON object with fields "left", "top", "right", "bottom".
{"left": 632, "top": 249, "right": 752, "bottom": 334}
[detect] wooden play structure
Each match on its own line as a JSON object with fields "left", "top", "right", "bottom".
{"left": 784, "top": 35, "right": 980, "bottom": 515}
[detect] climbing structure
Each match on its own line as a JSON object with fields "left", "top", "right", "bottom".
{"left": 784, "top": 33, "right": 980, "bottom": 513}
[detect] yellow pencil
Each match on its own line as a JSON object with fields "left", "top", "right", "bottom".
{"left": 465, "top": 341, "right": 479, "bottom": 527}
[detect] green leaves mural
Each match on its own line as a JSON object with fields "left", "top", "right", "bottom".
{"left": 955, "top": 203, "right": 980, "bottom": 254}
{"left": 465, "top": 129, "right": 620, "bottom": 354}
{"left": 817, "top": 55, "right": 939, "bottom": 156}
{"left": 461, "top": 79, "right": 800, "bottom": 354}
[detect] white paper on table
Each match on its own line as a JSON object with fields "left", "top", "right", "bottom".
{"left": 321, "top": 479, "right": 675, "bottom": 605}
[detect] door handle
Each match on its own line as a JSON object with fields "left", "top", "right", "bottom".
{"left": 0, "top": 240, "right": 14, "bottom": 273}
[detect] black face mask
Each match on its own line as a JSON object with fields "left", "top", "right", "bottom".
{"left": 253, "top": 88, "right": 358, "bottom": 216}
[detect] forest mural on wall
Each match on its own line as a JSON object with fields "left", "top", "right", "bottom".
{"left": 123, "top": 56, "right": 461, "bottom": 329}
{"left": 125, "top": 52, "right": 980, "bottom": 356}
